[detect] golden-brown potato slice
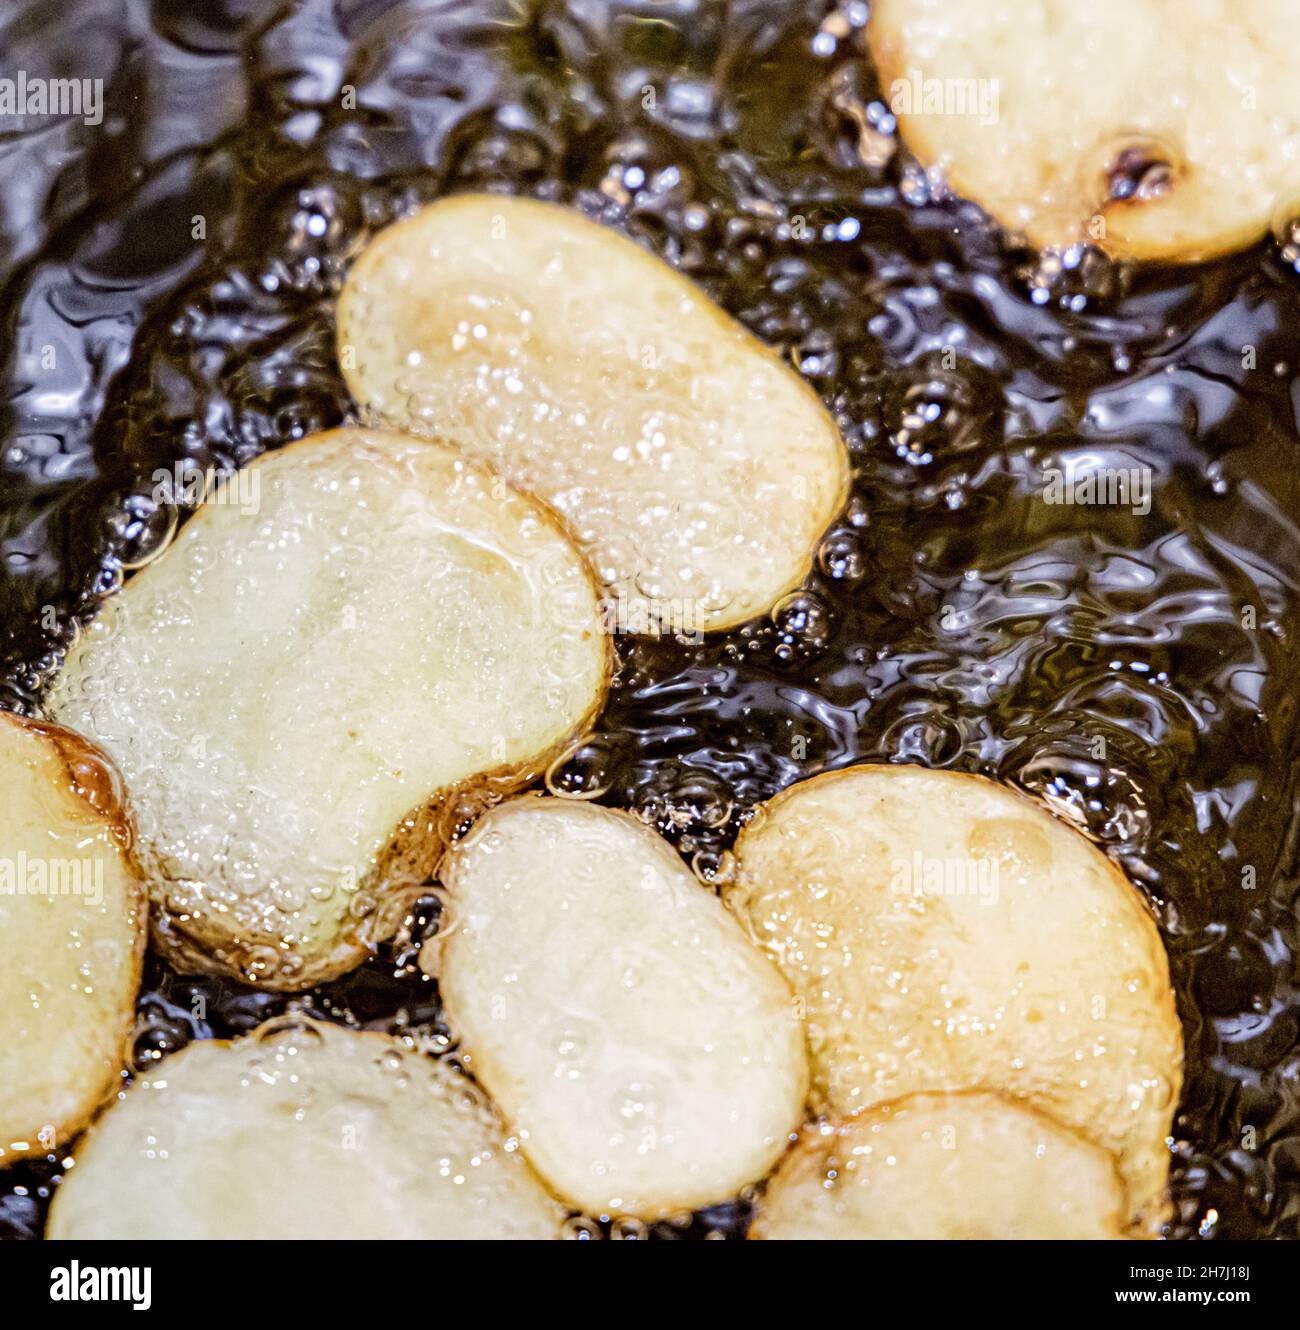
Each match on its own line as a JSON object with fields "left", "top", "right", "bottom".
{"left": 0, "top": 711, "right": 144, "bottom": 1163}
{"left": 752, "top": 1091, "right": 1128, "bottom": 1240}
{"left": 337, "top": 194, "right": 848, "bottom": 632}
{"left": 46, "top": 428, "right": 608, "bottom": 990}
{"left": 428, "top": 796, "right": 808, "bottom": 1216}
{"left": 729, "top": 765, "right": 1182, "bottom": 1235}
{"left": 869, "top": 0, "right": 1300, "bottom": 261}
{"left": 46, "top": 1020, "right": 566, "bottom": 1239}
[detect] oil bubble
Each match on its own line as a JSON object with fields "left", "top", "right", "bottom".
{"left": 771, "top": 589, "right": 832, "bottom": 660}
{"left": 106, "top": 494, "right": 179, "bottom": 572}
{"left": 253, "top": 1012, "right": 323, "bottom": 1048}
{"left": 816, "top": 528, "right": 866, "bottom": 582}
{"left": 544, "top": 734, "right": 622, "bottom": 801}
{"left": 659, "top": 769, "right": 734, "bottom": 833}
{"left": 691, "top": 847, "right": 735, "bottom": 887}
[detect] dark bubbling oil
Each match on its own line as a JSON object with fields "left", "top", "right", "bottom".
{"left": 2, "top": 0, "right": 1300, "bottom": 1240}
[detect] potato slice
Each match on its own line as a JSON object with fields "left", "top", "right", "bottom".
{"left": 428, "top": 796, "right": 808, "bottom": 1216}
{"left": 729, "top": 766, "right": 1182, "bottom": 1235}
{"left": 0, "top": 711, "right": 144, "bottom": 1163}
{"left": 337, "top": 194, "right": 848, "bottom": 633}
{"left": 46, "top": 428, "right": 608, "bottom": 990}
{"left": 869, "top": 0, "right": 1300, "bottom": 261}
{"left": 46, "top": 1020, "right": 566, "bottom": 1239}
{"left": 752, "top": 1091, "right": 1128, "bottom": 1240}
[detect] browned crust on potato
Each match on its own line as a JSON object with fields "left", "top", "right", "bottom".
{"left": 0, "top": 710, "right": 148, "bottom": 1159}
{"left": 86, "top": 428, "right": 612, "bottom": 991}
{"left": 150, "top": 694, "right": 611, "bottom": 991}
{"left": 865, "top": 3, "right": 1289, "bottom": 264}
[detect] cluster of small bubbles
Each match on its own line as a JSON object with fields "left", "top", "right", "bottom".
{"left": 663, "top": 768, "right": 733, "bottom": 834}
{"left": 770, "top": 589, "right": 833, "bottom": 662}
{"left": 597, "top": 156, "right": 646, "bottom": 209}
{"left": 897, "top": 157, "right": 935, "bottom": 208}
{"left": 370, "top": 883, "right": 436, "bottom": 956}
{"left": 243, "top": 944, "right": 303, "bottom": 991}
{"left": 406, "top": 1023, "right": 457, "bottom": 1059}
{"left": 552, "top": 1019, "right": 596, "bottom": 1080}
{"left": 86, "top": 560, "right": 125, "bottom": 603}
{"left": 4, "top": 654, "right": 58, "bottom": 705}
{"left": 736, "top": 802, "right": 768, "bottom": 837}
{"left": 259, "top": 180, "right": 365, "bottom": 296}
{"left": 544, "top": 734, "right": 624, "bottom": 801}
{"left": 1021, "top": 242, "right": 1122, "bottom": 311}
{"left": 373, "top": 1044, "right": 413, "bottom": 1091}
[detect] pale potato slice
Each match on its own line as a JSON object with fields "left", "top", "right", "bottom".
{"left": 729, "top": 766, "right": 1182, "bottom": 1236}
{"left": 428, "top": 796, "right": 809, "bottom": 1216}
{"left": 870, "top": 0, "right": 1300, "bottom": 261}
{"left": 337, "top": 194, "right": 848, "bottom": 632}
{"left": 0, "top": 711, "right": 145, "bottom": 1163}
{"left": 752, "top": 1091, "right": 1128, "bottom": 1240}
{"left": 46, "top": 1020, "right": 566, "bottom": 1239}
{"left": 46, "top": 428, "right": 608, "bottom": 990}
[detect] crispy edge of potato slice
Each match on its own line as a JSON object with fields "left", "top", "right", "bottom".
{"left": 149, "top": 733, "right": 609, "bottom": 991}
{"left": 729, "top": 764, "right": 1183, "bottom": 1237}
{"left": 47, "top": 428, "right": 612, "bottom": 991}
{"left": 45, "top": 1019, "right": 568, "bottom": 1240}
{"left": 0, "top": 711, "right": 146, "bottom": 1162}
{"left": 431, "top": 794, "right": 810, "bottom": 1217}
{"left": 750, "top": 1090, "right": 1131, "bottom": 1241}
{"left": 868, "top": 0, "right": 1300, "bottom": 262}
{"left": 336, "top": 193, "right": 850, "bottom": 633}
